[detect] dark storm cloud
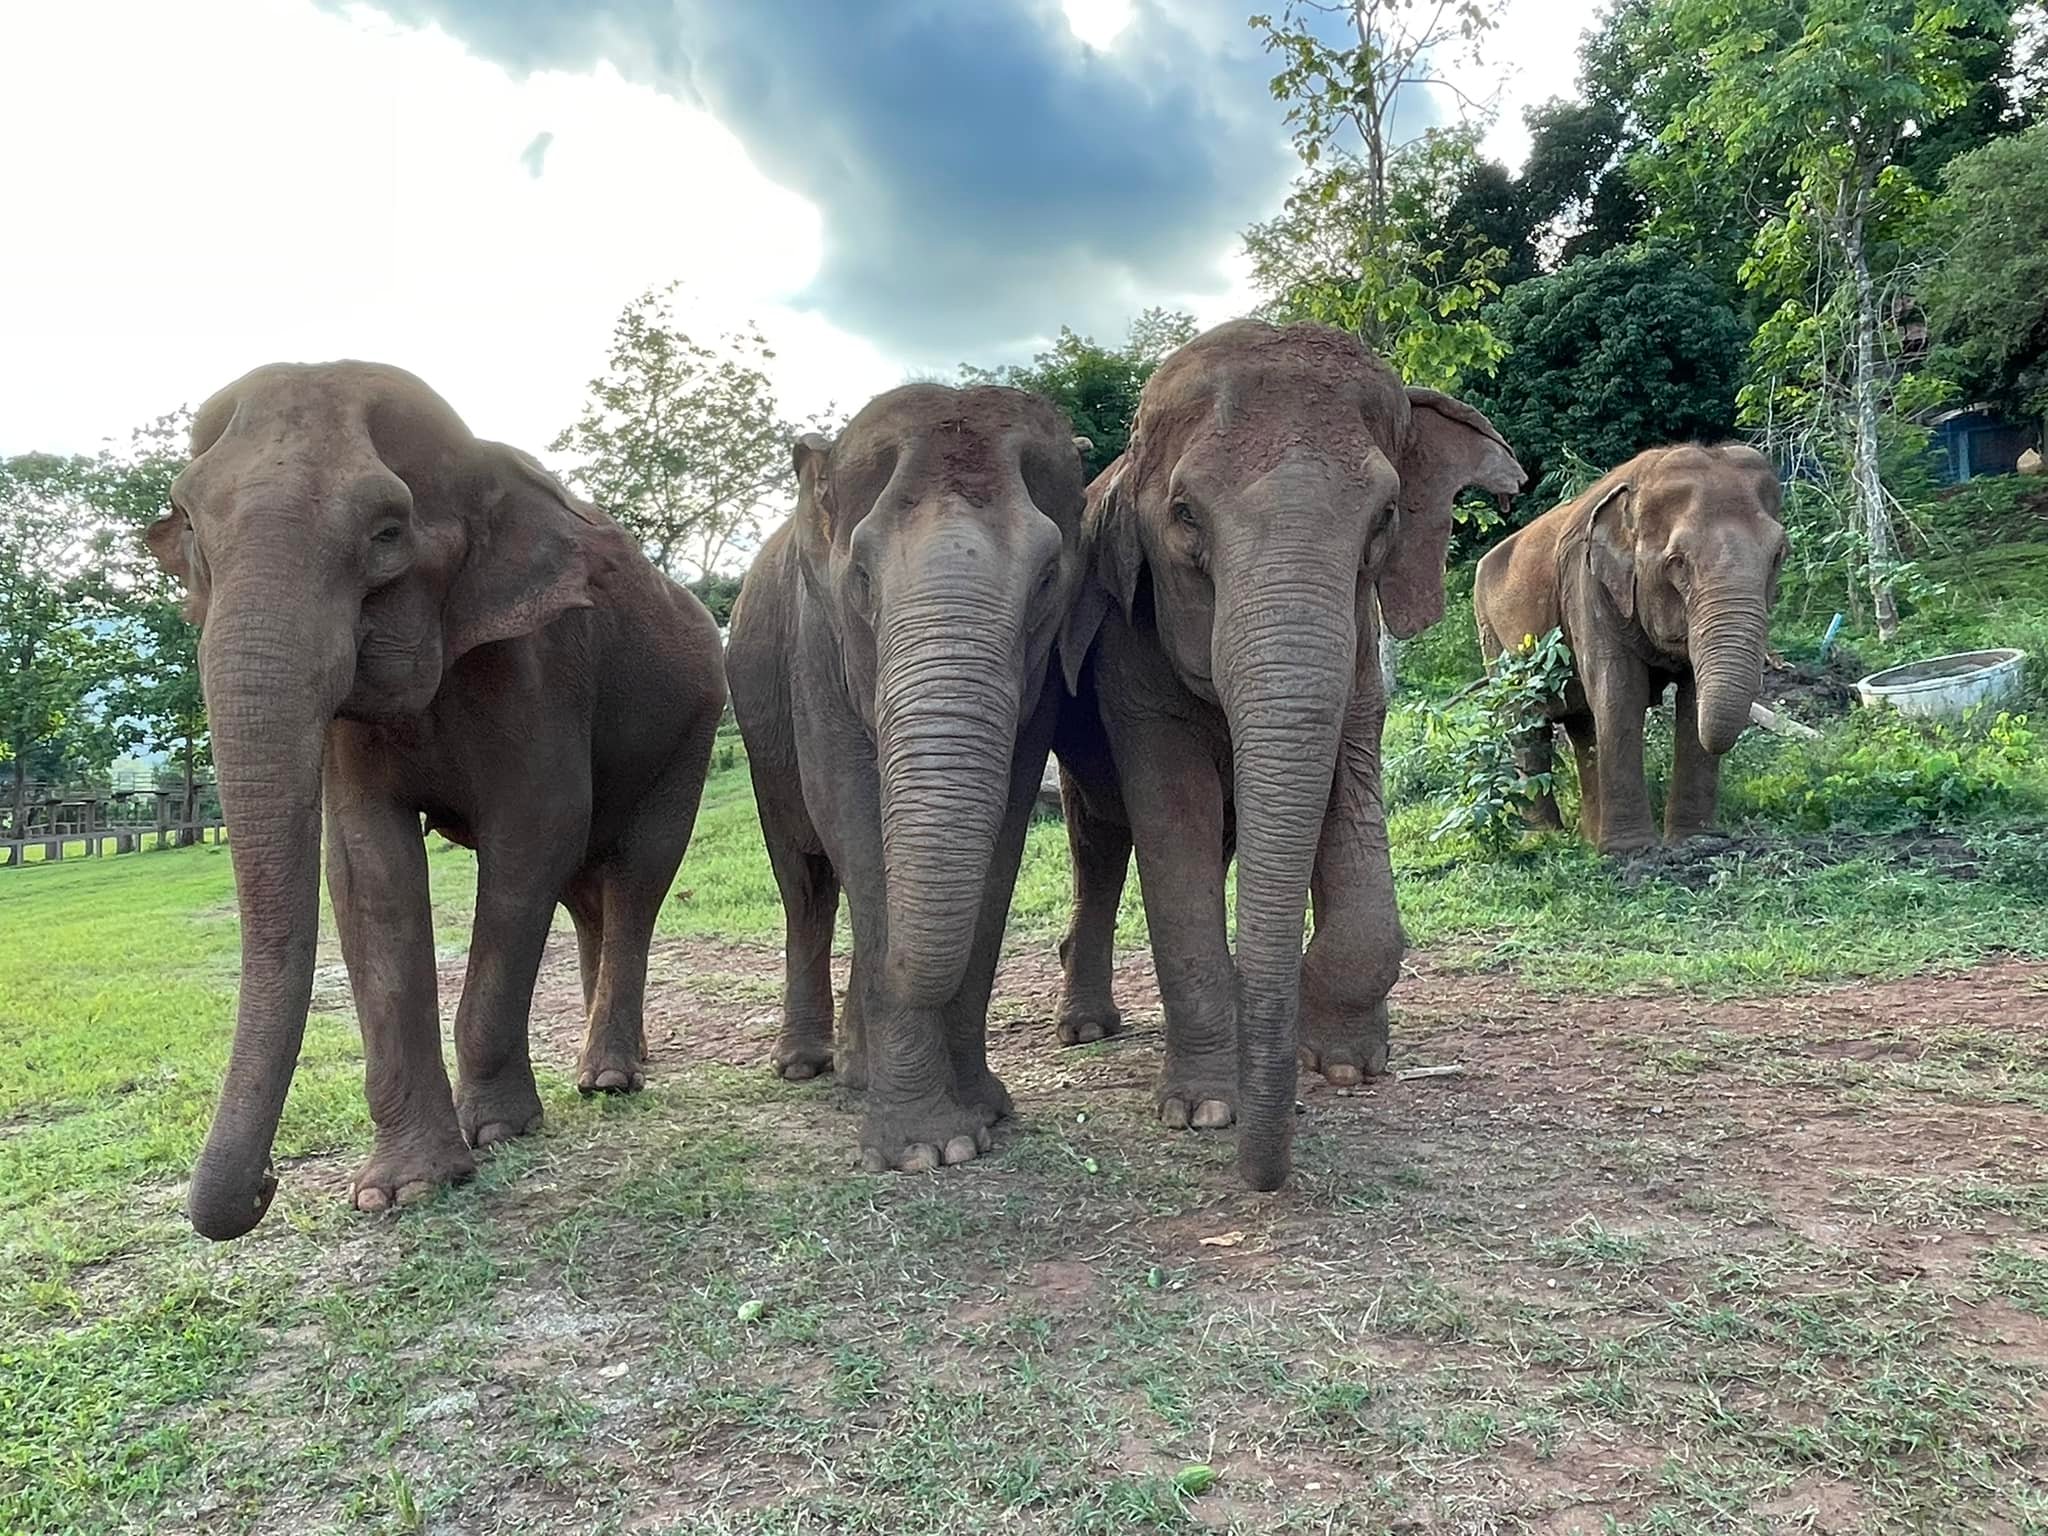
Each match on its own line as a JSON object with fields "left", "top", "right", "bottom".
{"left": 519, "top": 130, "right": 554, "bottom": 178}
{"left": 347, "top": 0, "right": 1297, "bottom": 356}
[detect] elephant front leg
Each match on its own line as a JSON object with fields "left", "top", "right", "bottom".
{"left": 1512, "top": 713, "right": 1564, "bottom": 830}
{"left": 1584, "top": 656, "right": 1658, "bottom": 855}
{"left": 1054, "top": 765, "right": 1131, "bottom": 1047}
{"left": 1117, "top": 715, "right": 1237, "bottom": 1131}
{"left": 1562, "top": 716, "right": 1601, "bottom": 845}
{"left": 1664, "top": 676, "right": 1723, "bottom": 844}
{"left": 1299, "top": 691, "right": 1401, "bottom": 1087}
{"left": 452, "top": 840, "right": 571, "bottom": 1149}
{"left": 326, "top": 796, "right": 474, "bottom": 1212}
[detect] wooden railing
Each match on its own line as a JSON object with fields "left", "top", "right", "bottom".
{"left": 1, "top": 788, "right": 227, "bottom": 868}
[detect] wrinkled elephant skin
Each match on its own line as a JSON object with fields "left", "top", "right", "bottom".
{"left": 1473, "top": 443, "right": 1787, "bottom": 855}
{"left": 150, "top": 362, "right": 726, "bottom": 1239}
{"left": 726, "top": 385, "right": 1090, "bottom": 1173}
{"left": 1050, "top": 321, "right": 1525, "bottom": 1192}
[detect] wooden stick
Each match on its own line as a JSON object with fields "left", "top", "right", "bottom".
{"left": 1749, "top": 700, "right": 1823, "bottom": 741}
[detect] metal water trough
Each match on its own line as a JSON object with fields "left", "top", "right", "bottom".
{"left": 1854, "top": 648, "right": 2027, "bottom": 720}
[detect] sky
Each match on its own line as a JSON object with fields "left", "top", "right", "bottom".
{"left": 0, "top": 0, "right": 1583, "bottom": 461}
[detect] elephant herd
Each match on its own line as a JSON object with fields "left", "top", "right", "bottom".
{"left": 152, "top": 320, "right": 1785, "bottom": 1241}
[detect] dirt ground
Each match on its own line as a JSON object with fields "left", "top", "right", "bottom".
{"left": 204, "top": 927, "right": 2048, "bottom": 1534}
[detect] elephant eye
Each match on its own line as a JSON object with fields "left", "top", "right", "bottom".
{"left": 371, "top": 522, "right": 405, "bottom": 546}
{"left": 1171, "top": 500, "right": 1198, "bottom": 531}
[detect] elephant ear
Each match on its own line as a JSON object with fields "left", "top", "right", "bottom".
{"left": 446, "top": 445, "right": 615, "bottom": 662}
{"left": 1057, "top": 455, "right": 1143, "bottom": 696}
{"left": 1380, "top": 389, "right": 1525, "bottom": 639}
{"left": 144, "top": 502, "right": 213, "bottom": 626}
{"left": 790, "top": 431, "right": 836, "bottom": 597}
{"left": 1584, "top": 480, "right": 1637, "bottom": 621}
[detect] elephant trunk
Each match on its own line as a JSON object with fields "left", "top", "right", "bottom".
{"left": 1217, "top": 562, "right": 1357, "bottom": 1192}
{"left": 187, "top": 584, "right": 354, "bottom": 1240}
{"left": 1689, "top": 595, "right": 1770, "bottom": 756}
{"left": 873, "top": 592, "right": 1020, "bottom": 1007}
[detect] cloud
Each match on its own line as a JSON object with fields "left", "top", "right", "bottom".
{"left": 519, "top": 129, "right": 554, "bottom": 177}
{"left": 335, "top": 0, "right": 1296, "bottom": 359}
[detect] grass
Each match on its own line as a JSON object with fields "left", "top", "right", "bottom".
{"left": 2, "top": 545, "right": 2046, "bottom": 1532}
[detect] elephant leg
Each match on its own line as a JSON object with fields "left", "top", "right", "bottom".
{"left": 751, "top": 748, "right": 840, "bottom": 1082}
{"left": 1562, "top": 716, "right": 1601, "bottom": 846}
{"left": 1055, "top": 766, "right": 1130, "bottom": 1048}
{"left": 444, "top": 806, "right": 581, "bottom": 1155}
{"left": 806, "top": 719, "right": 988, "bottom": 1172}
{"left": 1513, "top": 714, "right": 1563, "bottom": 830}
{"left": 326, "top": 794, "right": 473, "bottom": 1211}
{"left": 576, "top": 743, "right": 709, "bottom": 1093}
{"left": 1665, "top": 676, "right": 1722, "bottom": 844}
{"left": 940, "top": 726, "right": 1055, "bottom": 1129}
{"left": 1116, "top": 715, "right": 1236, "bottom": 1131}
{"left": 839, "top": 948, "right": 869, "bottom": 1092}
{"left": 564, "top": 872, "right": 602, "bottom": 1016}
{"left": 1299, "top": 682, "right": 1400, "bottom": 1087}
{"left": 1583, "top": 655, "right": 1657, "bottom": 854}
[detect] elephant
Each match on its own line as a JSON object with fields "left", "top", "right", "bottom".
{"left": 1050, "top": 320, "right": 1525, "bottom": 1192}
{"left": 149, "top": 361, "right": 726, "bottom": 1240}
{"left": 725, "top": 384, "right": 1090, "bottom": 1174}
{"left": 1472, "top": 442, "right": 1787, "bottom": 854}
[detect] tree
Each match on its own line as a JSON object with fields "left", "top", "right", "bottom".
{"left": 1244, "top": 1, "right": 1510, "bottom": 393}
{"left": 551, "top": 285, "right": 816, "bottom": 580}
{"left": 1650, "top": 0, "right": 2011, "bottom": 639}
{"left": 960, "top": 309, "right": 1196, "bottom": 480}
{"left": 0, "top": 456, "right": 119, "bottom": 831}
{"left": 93, "top": 414, "right": 209, "bottom": 837}
{"left": 1922, "top": 122, "right": 2048, "bottom": 420}
{"left": 1465, "top": 244, "right": 1747, "bottom": 506}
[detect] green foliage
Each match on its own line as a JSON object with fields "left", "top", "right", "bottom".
{"left": 1417, "top": 628, "right": 1576, "bottom": 856}
{"left": 552, "top": 284, "right": 822, "bottom": 579}
{"left": 1465, "top": 243, "right": 1747, "bottom": 504}
{"left": 688, "top": 571, "right": 745, "bottom": 628}
{"left": 1922, "top": 121, "right": 2048, "bottom": 419}
{"left": 1736, "top": 708, "right": 2039, "bottom": 831}
{"left": 960, "top": 310, "right": 1195, "bottom": 480}
{"left": 1245, "top": 3, "right": 1508, "bottom": 391}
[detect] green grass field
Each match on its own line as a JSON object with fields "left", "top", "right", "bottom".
{"left": 4, "top": 577, "right": 2047, "bottom": 1533}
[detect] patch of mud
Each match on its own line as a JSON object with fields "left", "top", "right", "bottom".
{"left": 1759, "top": 651, "right": 1863, "bottom": 719}
{"left": 1617, "top": 828, "right": 1989, "bottom": 888}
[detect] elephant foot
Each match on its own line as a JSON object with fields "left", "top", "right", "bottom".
{"left": 576, "top": 1032, "right": 646, "bottom": 1095}
{"left": 957, "top": 1068, "right": 1014, "bottom": 1128}
{"left": 1598, "top": 830, "right": 1659, "bottom": 857}
{"left": 1055, "top": 1001, "right": 1124, "bottom": 1047}
{"left": 858, "top": 1094, "right": 994, "bottom": 1173}
{"left": 456, "top": 1073, "right": 545, "bottom": 1150}
{"left": 1299, "top": 999, "right": 1391, "bottom": 1088}
{"left": 771, "top": 1029, "right": 834, "bottom": 1082}
{"left": 1158, "top": 1053, "right": 1236, "bottom": 1131}
{"left": 351, "top": 1130, "right": 476, "bottom": 1214}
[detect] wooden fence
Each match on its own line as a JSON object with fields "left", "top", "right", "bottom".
{"left": 1, "top": 787, "right": 226, "bottom": 868}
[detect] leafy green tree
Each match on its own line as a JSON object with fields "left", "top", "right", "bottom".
{"left": 92, "top": 414, "right": 209, "bottom": 835}
{"left": 1465, "top": 244, "right": 1747, "bottom": 505}
{"left": 1923, "top": 121, "right": 2048, "bottom": 420}
{"left": 960, "top": 309, "right": 1196, "bottom": 480}
{"left": 552, "top": 284, "right": 821, "bottom": 580}
{"left": 1244, "top": 1, "right": 1510, "bottom": 392}
{"left": 1648, "top": 0, "right": 2011, "bottom": 639}
{"left": 0, "top": 455, "right": 122, "bottom": 830}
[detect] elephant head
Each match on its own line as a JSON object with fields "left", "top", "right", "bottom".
{"left": 148, "top": 361, "right": 628, "bottom": 1239}
{"left": 1581, "top": 443, "right": 1787, "bottom": 754}
{"left": 794, "top": 385, "right": 1089, "bottom": 1005}
{"left": 1059, "top": 320, "right": 1522, "bottom": 1191}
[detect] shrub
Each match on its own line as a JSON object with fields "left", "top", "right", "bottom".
{"left": 1411, "top": 628, "right": 1576, "bottom": 856}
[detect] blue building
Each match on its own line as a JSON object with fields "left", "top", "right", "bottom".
{"left": 1929, "top": 405, "right": 2039, "bottom": 483}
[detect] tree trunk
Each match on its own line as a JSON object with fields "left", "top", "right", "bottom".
{"left": 1845, "top": 191, "right": 1899, "bottom": 642}
{"left": 9, "top": 749, "right": 23, "bottom": 842}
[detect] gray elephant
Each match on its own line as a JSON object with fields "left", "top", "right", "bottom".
{"left": 726, "top": 385, "right": 1089, "bottom": 1173}
{"left": 1051, "top": 321, "right": 1525, "bottom": 1191}
{"left": 1472, "top": 443, "right": 1787, "bottom": 854}
{"left": 149, "top": 362, "right": 726, "bottom": 1239}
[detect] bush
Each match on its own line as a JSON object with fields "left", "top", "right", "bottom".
{"left": 1405, "top": 628, "right": 1576, "bottom": 856}
{"left": 1733, "top": 707, "right": 2039, "bottom": 832}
